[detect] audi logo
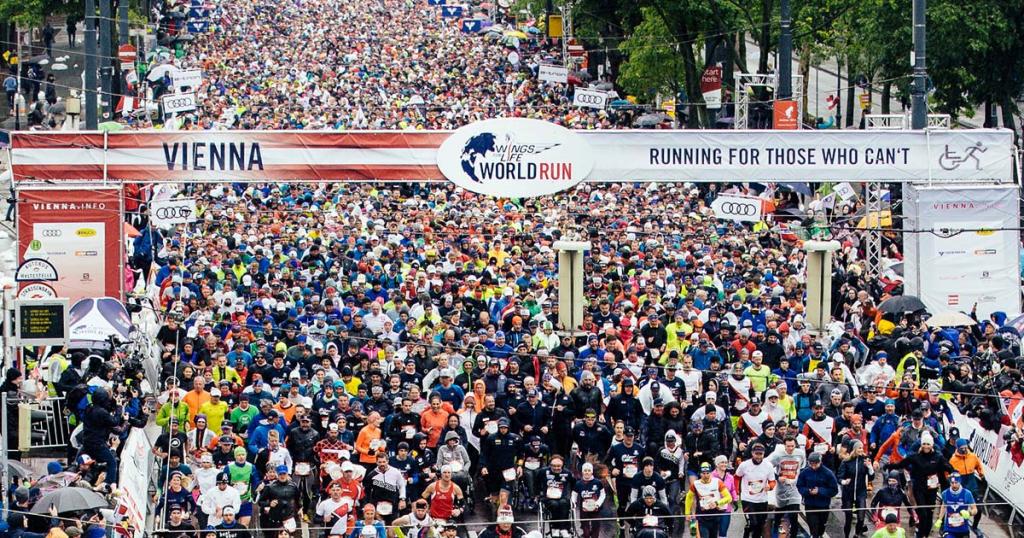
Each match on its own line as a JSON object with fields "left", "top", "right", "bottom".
{"left": 575, "top": 93, "right": 605, "bottom": 106}
{"left": 41, "top": 230, "right": 62, "bottom": 237}
{"left": 154, "top": 206, "right": 194, "bottom": 220}
{"left": 164, "top": 97, "right": 194, "bottom": 109}
{"left": 718, "top": 202, "right": 758, "bottom": 216}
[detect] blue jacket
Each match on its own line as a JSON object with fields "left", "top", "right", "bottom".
{"left": 870, "top": 413, "right": 901, "bottom": 447}
{"left": 796, "top": 464, "right": 839, "bottom": 508}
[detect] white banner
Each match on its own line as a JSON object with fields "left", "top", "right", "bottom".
{"left": 949, "top": 406, "right": 1024, "bottom": 512}
{"left": 172, "top": 68, "right": 202, "bottom": 90}
{"left": 833, "top": 182, "right": 857, "bottom": 201}
{"left": 538, "top": 64, "right": 568, "bottom": 84}
{"left": 903, "top": 184, "right": 1021, "bottom": 319}
{"left": 162, "top": 93, "right": 197, "bottom": 114}
{"left": 711, "top": 195, "right": 762, "bottom": 222}
{"left": 573, "top": 88, "right": 608, "bottom": 110}
{"left": 10, "top": 127, "right": 1015, "bottom": 183}
{"left": 113, "top": 427, "right": 152, "bottom": 538}
{"left": 150, "top": 198, "right": 198, "bottom": 227}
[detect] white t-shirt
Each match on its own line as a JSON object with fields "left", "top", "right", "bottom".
{"left": 735, "top": 458, "right": 776, "bottom": 503}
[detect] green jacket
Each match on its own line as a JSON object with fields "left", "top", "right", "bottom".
{"left": 156, "top": 401, "right": 191, "bottom": 430}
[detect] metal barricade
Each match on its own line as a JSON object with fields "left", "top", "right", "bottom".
{"left": 17, "top": 396, "right": 71, "bottom": 451}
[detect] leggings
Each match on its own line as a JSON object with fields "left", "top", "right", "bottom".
{"left": 696, "top": 513, "right": 722, "bottom": 538}
{"left": 581, "top": 515, "right": 601, "bottom": 538}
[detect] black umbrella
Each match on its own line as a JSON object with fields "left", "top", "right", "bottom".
{"left": 879, "top": 295, "right": 927, "bottom": 314}
{"left": 30, "top": 487, "right": 108, "bottom": 514}
{"left": 6, "top": 460, "right": 33, "bottom": 480}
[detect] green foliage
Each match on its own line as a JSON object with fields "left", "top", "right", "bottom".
{"left": 617, "top": 7, "right": 685, "bottom": 100}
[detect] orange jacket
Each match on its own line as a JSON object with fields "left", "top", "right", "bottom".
{"left": 874, "top": 430, "right": 905, "bottom": 465}
{"left": 355, "top": 424, "right": 383, "bottom": 464}
{"left": 420, "top": 403, "right": 456, "bottom": 447}
{"left": 949, "top": 451, "right": 985, "bottom": 477}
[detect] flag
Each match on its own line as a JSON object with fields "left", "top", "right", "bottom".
{"left": 441, "top": 5, "right": 463, "bottom": 17}
{"left": 461, "top": 19, "right": 481, "bottom": 33}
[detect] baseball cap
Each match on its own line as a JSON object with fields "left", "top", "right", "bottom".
{"left": 276, "top": 465, "right": 290, "bottom": 474}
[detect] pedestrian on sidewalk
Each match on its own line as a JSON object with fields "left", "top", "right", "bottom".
{"left": 66, "top": 16, "right": 77, "bottom": 47}
{"left": 4, "top": 72, "right": 17, "bottom": 110}
{"left": 43, "top": 23, "right": 56, "bottom": 58}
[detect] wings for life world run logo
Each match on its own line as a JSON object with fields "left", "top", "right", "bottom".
{"left": 437, "top": 118, "right": 593, "bottom": 198}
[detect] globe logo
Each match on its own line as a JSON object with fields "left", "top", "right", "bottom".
{"left": 460, "top": 132, "right": 497, "bottom": 183}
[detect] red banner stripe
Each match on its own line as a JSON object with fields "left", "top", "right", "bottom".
{"left": 13, "top": 164, "right": 446, "bottom": 182}
{"left": 11, "top": 132, "right": 451, "bottom": 150}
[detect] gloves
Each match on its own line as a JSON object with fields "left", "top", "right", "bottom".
{"left": 959, "top": 510, "right": 972, "bottom": 520}
{"left": 933, "top": 520, "right": 942, "bottom": 530}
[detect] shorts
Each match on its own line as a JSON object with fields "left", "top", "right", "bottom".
{"left": 237, "top": 501, "right": 253, "bottom": 517}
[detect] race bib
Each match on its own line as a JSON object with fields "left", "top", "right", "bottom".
{"left": 546, "top": 485, "right": 563, "bottom": 499}
{"left": 814, "top": 443, "right": 829, "bottom": 454}
{"left": 294, "top": 463, "right": 311, "bottom": 476}
{"left": 623, "top": 464, "right": 638, "bottom": 478}
{"left": 404, "top": 426, "right": 416, "bottom": 439}
{"left": 582, "top": 499, "right": 599, "bottom": 512}
{"left": 700, "top": 497, "right": 718, "bottom": 510}
{"left": 340, "top": 496, "right": 354, "bottom": 509}
{"left": 881, "top": 508, "right": 897, "bottom": 520}
{"left": 735, "top": 399, "right": 748, "bottom": 412}
{"left": 233, "top": 481, "right": 248, "bottom": 494}
{"left": 927, "top": 475, "right": 939, "bottom": 489}
{"left": 450, "top": 461, "right": 463, "bottom": 473}
{"left": 486, "top": 422, "right": 498, "bottom": 434}
{"left": 660, "top": 470, "right": 671, "bottom": 479}
{"left": 525, "top": 460, "right": 541, "bottom": 471}
{"left": 948, "top": 514, "right": 965, "bottom": 527}
{"left": 370, "top": 439, "right": 385, "bottom": 451}
{"left": 747, "top": 480, "right": 765, "bottom": 495}
{"left": 377, "top": 501, "right": 393, "bottom": 516}
{"left": 283, "top": 518, "right": 297, "bottom": 533}
{"left": 502, "top": 468, "right": 517, "bottom": 481}
{"left": 642, "top": 515, "right": 658, "bottom": 527}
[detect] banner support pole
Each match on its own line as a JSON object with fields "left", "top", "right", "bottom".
{"left": 103, "top": 131, "right": 109, "bottom": 185}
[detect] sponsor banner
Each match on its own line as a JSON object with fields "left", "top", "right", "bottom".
{"left": 773, "top": 100, "right": 799, "bottom": 129}
{"left": 171, "top": 69, "right": 202, "bottom": 90}
{"left": 17, "top": 188, "right": 123, "bottom": 303}
{"left": 460, "top": 19, "right": 482, "bottom": 33}
{"left": 150, "top": 198, "right": 198, "bottom": 227}
{"left": 700, "top": 66, "right": 722, "bottom": 110}
{"left": 903, "top": 184, "right": 1021, "bottom": 319}
{"left": 114, "top": 427, "right": 152, "bottom": 538}
{"left": 538, "top": 64, "right": 569, "bottom": 84}
{"left": 436, "top": 118, "right": 592, "bottom": 197}
{"left": 949, "top": 406, "right": 1024, "bottom": 512}
{"left": 9, "top": 127, "right": 1015, "bottom": 183}
{"left": 69, "top": 297, "right": 133, "bottom": 341}
{"left": 161, "top": 92, "right": 197, "bottom": 114}
{"left": 833, "top": 182, "right": 857, "bottom": 201}
{"left": 572, "top": 88, "right": 608, "bottom": 109}
{"left": 711, "top": 195, "right": 763, "bottom": 223}
{"left": 440, "top": 5, "right": 463, "bottom": 17}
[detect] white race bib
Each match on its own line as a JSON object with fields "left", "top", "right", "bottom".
{"left": 525, "top": 460, "right": 541, "bottom": 470}
{"left": 582, "top": 499, "right": 598, "bottom": 512}
{"left": 546, "top": 485, "right": 563, "bottom": 499}
{"left": 748, "top": 480, "right": 765, "bottom": 495}
{"left": 283, "top": 518, "right": 297, "bottom": 533}
{"left": 404, "top": 426, "right": 416, "bottom": 439}
{"left": 881, "top": 508, "right": 897, "bottom": 520}
{"left": 294, "top": 463, "right": 311, "bottom": 476}
{"left": 377, "top": 501, "right": 393, "bottom": 516}
{"left": 814, "top": 442, "right": 829, "bottom": 454}
{"left": 623, "top": 464, "right": 638, "bottom": 478}
{"left": 233, "top": 482, "right": 248, "bottom": 494}
{"left": 927, "top": 475, "right": 939, "bottom": 489}
{"left": 486, "top": 422, "right": 498, "bottom": 434}
{"left": 948, "top": 514, "right": 965, "bottom": 527}
{"left": 735, "top": 399, "right": 748, "bottom": 412}
{"left": 642, "top": 515, "right": 658, "bottom": 527}
{"left": 450, "top": 461, "right": 463, "bottom": 473}
{"left": 502, "top": 468, "right": 517, "bottom": 481}
{"left": 700, "top": 497, "right": 718, "bottom": 510}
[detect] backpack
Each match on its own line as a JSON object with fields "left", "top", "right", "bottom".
{"left": 65, "top": 384, "right": 98, "bottom": 426}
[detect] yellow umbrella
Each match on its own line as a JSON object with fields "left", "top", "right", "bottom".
{"left": 857, "top": 210, "right": 892, "bottom": 229}
{"left": 504, "top": 30, "right": 528, "bottom": 39}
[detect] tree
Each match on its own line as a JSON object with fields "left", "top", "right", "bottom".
{"left": 617, "top": 8, "right": 685, "bottom": 104}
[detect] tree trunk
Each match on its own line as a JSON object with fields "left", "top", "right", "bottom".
{"left": 881, "top": 82, "right": 891, "bottom": 114}
{"left": 680, "top": 40, "right": 704, "bottom": 128}
{"left": 844, "top": 57, "right": 855, "bottom": 128}
{"left": 758, "top": 0, "right": 772, "bottom": 75}
{"left": 983, "top": 101, "right": 995, "bottom": 128}
{"left": 1000, "top": 97, "right": 1019, "bottom": 141}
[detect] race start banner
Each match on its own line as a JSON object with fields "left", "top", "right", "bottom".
{"left": 8, "top": 125, "right": 1015, "bottom": 191}
{"left": 16, "top": 187, "right": 124, "bottom": 302}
